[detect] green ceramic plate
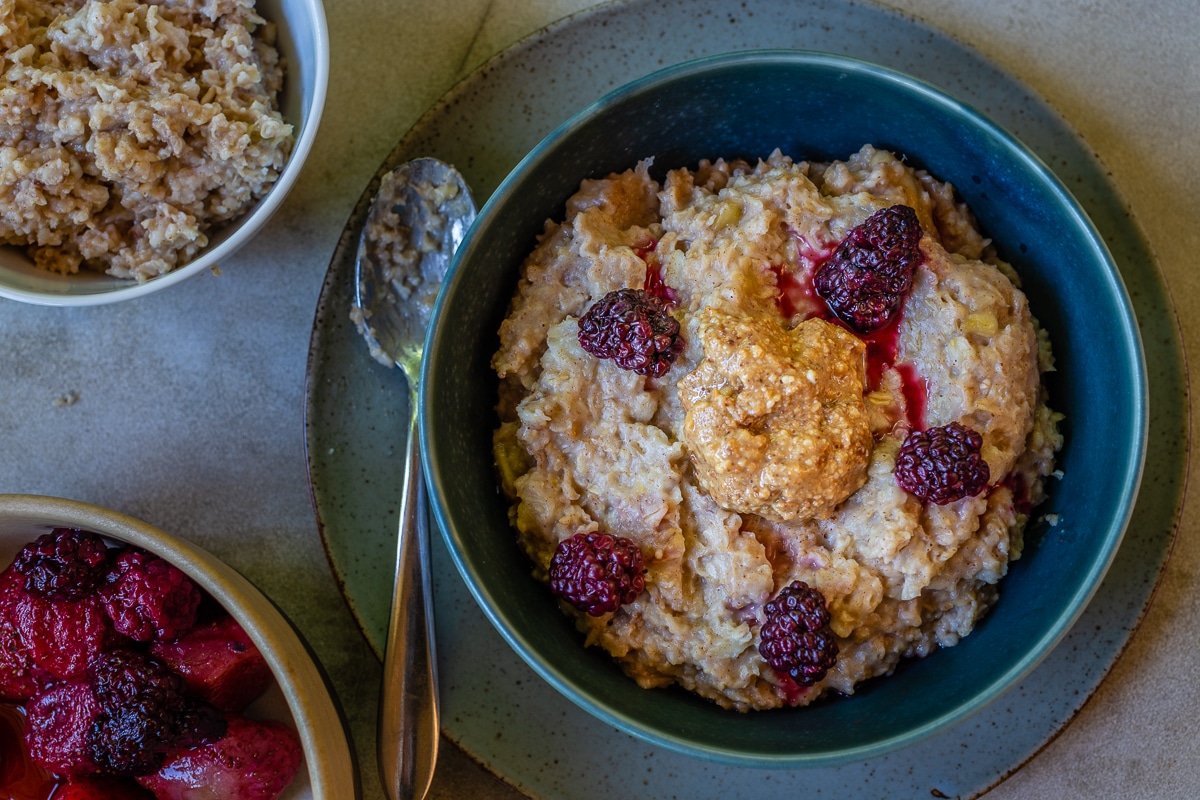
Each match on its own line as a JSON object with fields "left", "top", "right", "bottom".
{"left": 304, "top": 0, "right": 1186, "bottom": 796}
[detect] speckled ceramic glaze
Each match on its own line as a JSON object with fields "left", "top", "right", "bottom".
{"left": 0, "top": 0, "right": 330, "bottom": 306}
{"left": 304, "top": 0, "right": 1186, "bottom": 796}
{"left": 0, "top": 495, "right": 358, "bottom": 800}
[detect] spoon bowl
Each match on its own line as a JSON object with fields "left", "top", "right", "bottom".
{"left": 354, "top": 158, "right": 477, "bottom": 374}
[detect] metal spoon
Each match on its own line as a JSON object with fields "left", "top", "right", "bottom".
{"left": 351, "top": 157, "right": 476, "bottom": 800}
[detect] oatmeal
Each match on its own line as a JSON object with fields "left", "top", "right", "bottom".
{"left": 492, "top": 146, "right": 1062, "bottom": 711}
{"left": 0, "top": 0, "right": 294, "bottom": 280}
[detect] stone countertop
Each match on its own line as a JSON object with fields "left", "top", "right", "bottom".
{"left": 1, "top": 0, "right": 1195, "bottom": 798}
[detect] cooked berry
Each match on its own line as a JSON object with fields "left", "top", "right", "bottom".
{"left": 812, "top": 205, "right": 923, "bottom": 333}
{"left": 136, "top": 716, "right": 303, "bottom": 800}
{"left": 577, "top": 288, "right": 683, "bottom": 377}
{"left": 12, "top": 528, "right": 109, "bottom": 601}
{"left": 758, "top": 581, "right": 839, "bottom": 687}
{"left": 103, "top": 550, "right": 201, "bottom": 642}
{"left": 89, "top": 702, "right": 178, "bottom": 776}
{"left": 89, "top": 700, "right": 222, "bottom": 778}
{"left": 8, "top": 576, "right": 113, "bottom": 684}
{"left": 48, "top": 776, "right": 157, "bottom": 800}
{"left": 89, "top": 697, "right": 226, "bottom": 777}
{"left": 149, "top": 614, "right": 272, "bottom": 714}
{"left": 894, "top": 421, "right": 991, "bottom": 504}
{"left": 174, "top": 700, "right": 228, "bottom": 749}
{"left": 86, "top": 650, "right": 225, "bottom": 776}
{"left": 23, "top": 681, "right": 104, "bottom": 778}
{"left": 548, "top": 532, "right": 645, "bottom": 616}
{"left": 0, "top": 567, "right": 42, "bottom": 700}
{"left": 88, "top": 650, "right": 189, "bottom": 710}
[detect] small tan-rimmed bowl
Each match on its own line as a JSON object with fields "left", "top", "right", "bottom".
{"left": 0, "top": 494, "right": 357, "bottom": 799}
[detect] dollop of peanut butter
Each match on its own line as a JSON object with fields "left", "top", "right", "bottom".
{"left": 679, "top": 310, "right": 872, "bottom": 522}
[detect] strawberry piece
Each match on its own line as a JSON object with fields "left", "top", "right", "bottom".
{"left": 136, "top": 716, "right": 303, "bottom": 800}
{"left": 52, "top": 776, "right": 157, "bottom": 799}
{"left": 0, "top": 623, "right": 39, "bottom": 701}
{"left": 149, "top": 615, "right": 272, "bottom": 714}
{"left": 10, "top": 579, "right": 115, "bottom": 683}
{"left": 23, "top": 682, "right": 103, "bottom": 778}
{"left": 0, "top": 568, "right": 42, "bottom": 700}
{"left": 1, "top": 701, "right": 57, "bottom": 799}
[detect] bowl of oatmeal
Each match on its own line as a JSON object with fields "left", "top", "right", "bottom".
{"left": 421, "top": 51, "right": 1146, "bottom": 765}
{"left": 0, "top": 0, "right": 329, "bottom": 306}
{"left": 0, "top": 494, "right": 355, "bottom": 797}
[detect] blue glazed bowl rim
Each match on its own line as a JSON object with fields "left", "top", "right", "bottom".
{"left": 422, "top": 49, "right": 1148, "bottom": 766}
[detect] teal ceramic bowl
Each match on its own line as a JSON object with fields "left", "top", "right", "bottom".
{"left": 421, "top": 50, "right": 1146, "bottom": 766}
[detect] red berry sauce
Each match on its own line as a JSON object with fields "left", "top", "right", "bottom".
{"left": 997, "top": 471, "right": 1034, "bottom": 516}
{"left": 791, "top": 230, "right": 835, "bottom": 266}
{"left": 770, "top": 263, "right": 815, "bottom": 321}
{"left": 860, "top": 313, "right": 901, "bottom": 389}
{"left": 859, "top": 315, "right": 928, "bottom": 430}
{"left": 0, "top": 702, "right": 57, "bottom": 800}
{"left": 770, "top": 259, "right": 928, "bottom": 429}
{"left": 775, "top": 673, "right": 810, "bottom": 706}
{"left": 637, "top": 240, "right": 679, "bottom": 307}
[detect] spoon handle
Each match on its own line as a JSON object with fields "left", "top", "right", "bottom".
{"left": 378, "top": 407, "right": 439, "bottom": 800}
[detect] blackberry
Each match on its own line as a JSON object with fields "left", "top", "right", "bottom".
{"left": 12, "top": 527, "right": 109, "bottom": 601}
{"left": 577, "top": 288, "right": 683, "bottom": 378}
{"left": 174, "top": 698, "right": 228, "bottom": 748}
{"left": 758, "top": 581, "right": 838, "bottom": 687}
{"left": 88, "top": 702, "right": 178, "bottom": 776}
{"left": 102, "top": 549, "right": 201, "bottom": 641}
{"left": 895, "top": 421, "right": 991, "bottom": 504}
{"left": 89, "top": 700, "right": 224, "bottom": 777}
{"left": 812, "top": 205, "right": 923, "bottom": 333}
{"left": 86, "top": 650, "right": 225, "bottom": 776}
{"left": 548, "top": 532, "right": 646, "bottom": 616}
{"left": 88, "top": 650, "right": 189, "bottom": 709}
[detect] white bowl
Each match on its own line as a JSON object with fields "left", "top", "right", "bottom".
{"left": 0, "top": 494, "right": 356, "bottom": 799}
{"left": 0, "top": 0, "right": 330, "bottom": 306}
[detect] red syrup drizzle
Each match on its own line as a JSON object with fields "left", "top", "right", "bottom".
{"left": 770, "top": 262, "right": 929, "bottom": 430}
{"left": 860, "top": 317, "right": 928, "bottom": 431}
{"left": 0, "top": 702, "right": 57, "bottom": 800}
{"left": 775, "top": 673, "right": 811, "bottom": 706}
{"left": 771, "top": 263, "right": 811, "bottom": 321}
{"left": 637, "top": 240, "right": 679, "bottom": 307}
{"left": 639, "top": 239, "right": 676, "bottom": 395}
{"left": 995, "top": 471, "right": 1034, "bottom": 516}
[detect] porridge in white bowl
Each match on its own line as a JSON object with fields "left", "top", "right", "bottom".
{"left": 0, "top": 0, "right": 293, "bottom": 280}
